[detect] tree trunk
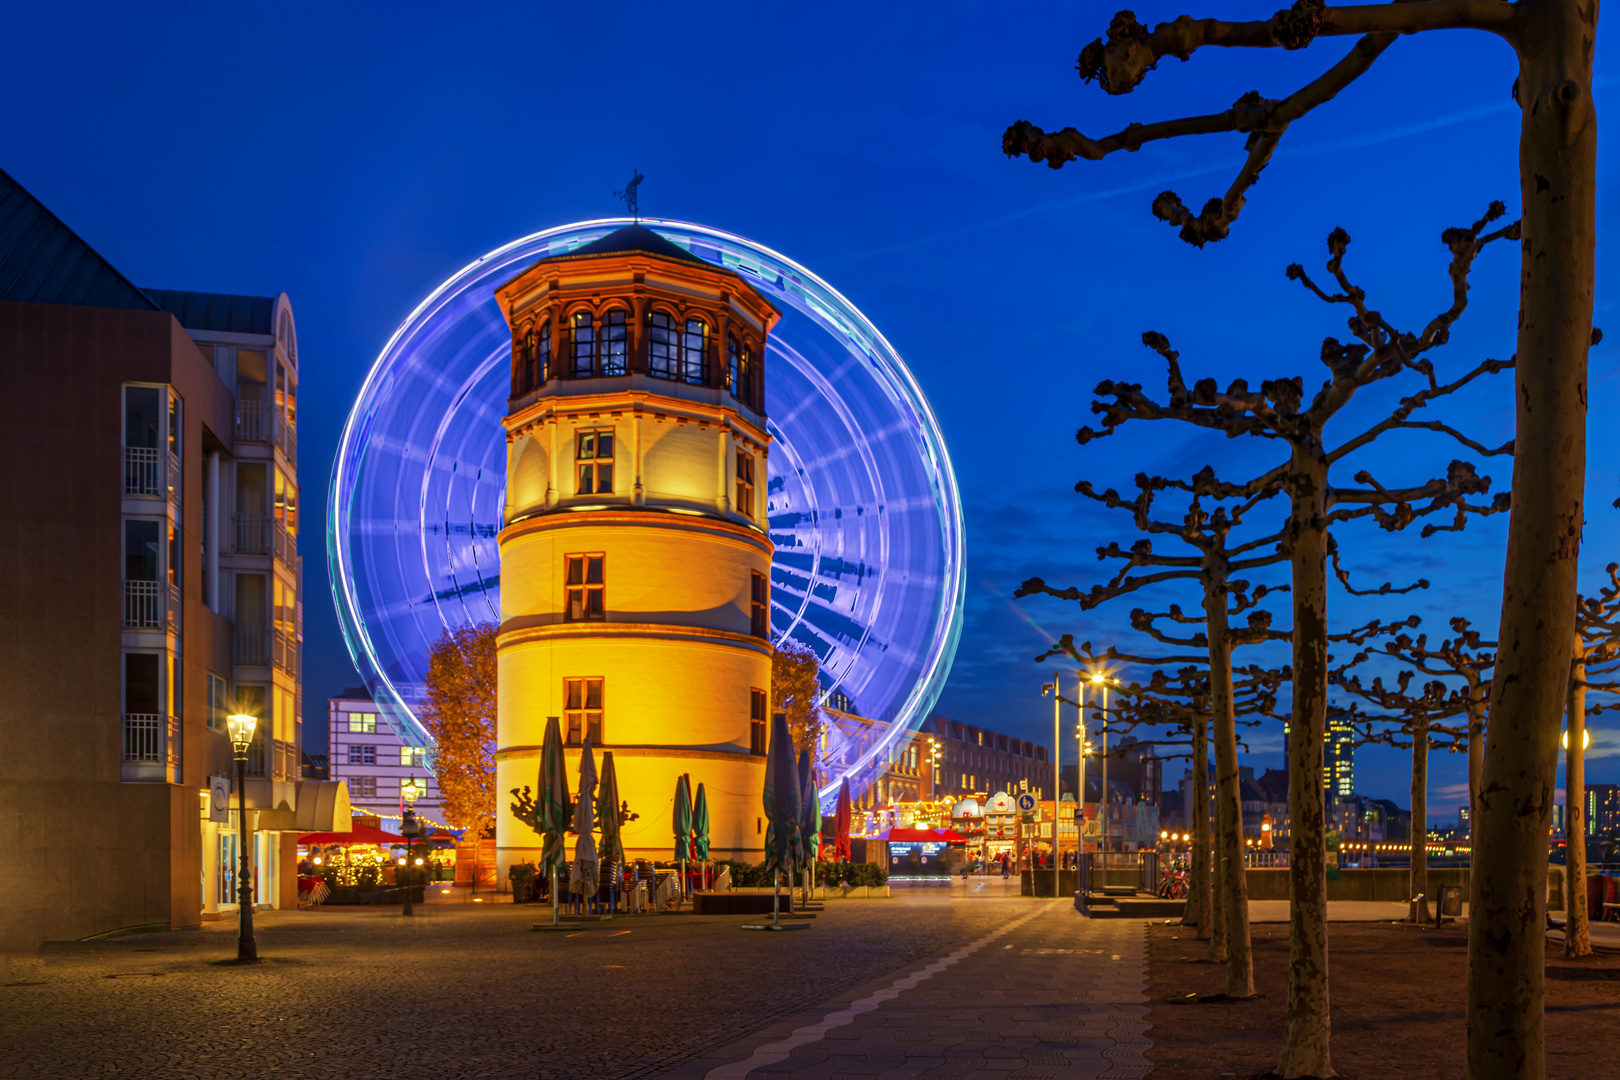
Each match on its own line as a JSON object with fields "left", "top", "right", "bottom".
{"left": 1565, "top": 632, "right": 1590, "bottom": 957}
{"left": 1188, "top": 711, "right": 1213, "bottom": 942}
{"left": 1279, "top": 447, "right": 1332, "bottom": 1080}
{"left": 1466, "top": 679, "right": 1485, "bottom": 846}
{"left": 1467, "top": 5, "right": 1596, "bottom": 1078}
{"left": 1206, "top": 568, "right": 1253, "bottom": 995}
{"left": 1409, "top": 722, "right": 1431, "bottom": 923}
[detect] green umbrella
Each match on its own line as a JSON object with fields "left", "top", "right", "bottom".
{"left": 538, "top": 715, "right": 572, "bottom": 924}
{"left": 673, "top": 774, "right": 693, "bottom": 862}
{"left": 762, "top": 712, "right": 802, "bottom": 883}
{"left": 597, "top": 751, "right": 624, "bottom": 877}
{"left": 570, "top": 738, "right": 599, "bottom": 903}
{"left": 692, "top": 782, "right": 711, "bottom": 861}
{"left": 798, "top": 741, "right": 820, "bottom": 902}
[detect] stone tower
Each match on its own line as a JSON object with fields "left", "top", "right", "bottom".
{"left": 493, "top": 225, "right": 779, "bottom": 870}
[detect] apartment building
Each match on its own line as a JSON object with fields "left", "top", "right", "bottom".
{"left": 328, "top": 688, "right": 444, "bottom": 824}
{"left": 0, "top": 166, "right": 344, "bottom": 948}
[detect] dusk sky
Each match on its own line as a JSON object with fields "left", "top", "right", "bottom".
{"left": 6, "top": 1, "right": 1616, "bottom": 816}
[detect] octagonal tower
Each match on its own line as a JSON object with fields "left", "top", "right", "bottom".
{"left": 493, "top": 225, "right": 779, "bottom": 870}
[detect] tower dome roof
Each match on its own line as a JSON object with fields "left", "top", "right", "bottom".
{"left": 543, "top": 223, "right": 714, "bottom": 269}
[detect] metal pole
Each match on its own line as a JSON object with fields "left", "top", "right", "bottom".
{"left": 1078, "top": 677, "right": 1087, "bottom": 871}
{"left": 1101, "top": 681, "right": 1110, "bottom": 856}
{"left": 236, "top": 753, "right": 257, "bottom": 962}
{"left": 1052, "top": 675, "right": 1060, "bottom": 898}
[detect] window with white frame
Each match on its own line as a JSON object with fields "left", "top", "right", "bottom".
{"left": 348, "top": 745, "right": 377, "bottom": 766}
{"left": 347, "top": 711, "right": 377, "bottom": 733}
{"left": 347, "top": 776, "right": 377, "bottom": 798}
{"left": 207, "top": 673, "right": 229, "bottom": 731}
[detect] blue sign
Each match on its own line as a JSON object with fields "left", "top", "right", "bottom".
{"left": 1017, "top": 793, "right": 1036, "bottom": 813}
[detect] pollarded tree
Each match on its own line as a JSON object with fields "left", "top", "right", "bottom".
{"left": 1003, "top": 8, "right": 1599, "bottom": 1074}
{"left": 1055, "top": 213, "right": 1512, "bottom": 1075}
{"left": 1019, "top": 475, "right": 1286, "bottom": 996}
{"left": 1563, "top": 564, "right": 1620, "bottom": 956}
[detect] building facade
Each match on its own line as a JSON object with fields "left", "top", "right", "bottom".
{"left": 493, "top": 225, "right": 778, "bottom": 871}
{"left": 1588, "top": 784, "right": 1620, "bottom": 836}
{"left": 328, "top": 688, "right": 444, "bottom": 825}
{"left": 0, "top": 167, "right": 342, "bottom": 948}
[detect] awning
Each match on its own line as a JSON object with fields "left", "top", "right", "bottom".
{"left": 299, "top": 820, "right": 409, "bottom": 846}
{"left": 881, "top": 828, "right": 968, "bottom": 844}
{"left": 292, "top": 780, "right": 353, "bottom": 832}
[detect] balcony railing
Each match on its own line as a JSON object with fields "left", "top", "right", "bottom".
{"left": 273, "top": 628, "right": 298, "bottom": 676}
{"left": 123, "top": 447, "right": 162, "bottom": 496}
{"left": 123, "top": 713, "right": 179, "bottom": 767}
{"left": 235, "top": 513, "right": 269, "bottom": 554}
{"left": 234, "top": 625, "right": 269, "bottom": 666}
{"left": 277, "top": 421, "right": 297, "bottom": 467}
{"left": 123, "top": 580, "right": 163, "bottom": 629}
{"left": 236, "top": 397, "right": 267, "bottom": 442}
{"left": 273, "top": 519, "right": 296, "bottom": 565}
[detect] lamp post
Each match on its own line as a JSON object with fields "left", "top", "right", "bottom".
{"left": 225, "top": 713, "right": 258, "bottom": 963}
{"left": 1041, "top": 676, "right": 1060, "bottom": 897}
{"left": 1090, "top": 672, "right": 1111, "bottom": 853}
{"left": 400, "top": 775, "right": 423, "bottom": 916}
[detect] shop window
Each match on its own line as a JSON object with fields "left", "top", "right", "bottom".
{"left": 565, "top": 678, "right": 604, "bottom": 746}
{"left": 735, "top": 452, "right": 755, "bottom": 519}
{"left": 348, "top": 711, "right": 377, "bottom": 733}
{"left": 750, "top": 689, "right": 767, "bottom": 755}
{"left": 565, "top": 554, "right": 605, "bottom": 621}
{"left": 751, "top": 572, "right": 769, "bottom": 638}
{"left": 348, "top": 745, "right": 377, "bottom": 766}
{"left": 680, "top": 318, "right": 707, "bottom": 383}
{"left": 576, "top": 430, "right": 614, "bottom": 495}
{"left": 647, "top": 311, "right": 679, "bottom": 379}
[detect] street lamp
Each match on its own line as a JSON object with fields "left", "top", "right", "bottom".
{"left": 225, "top": 712, "right": 258, "bottom": 963}
{"left": 1089, "top": 671, "right": 1112, "bottom": 854}
{"left": 1561, "top": 728, "right": 1591, "bottom": 750}
{"left": 1041, "top": 677, "right": 1061, "bottom": 897}
{"left": 400, "top": 774, "right": 423, "bottom": 916}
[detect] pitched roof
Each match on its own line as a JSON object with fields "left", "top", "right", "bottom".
{"left": 546, "top": 223, "right": 715, "bottom": 270}
{"left": 144, "top": 288, "right": 275, "bottom": 335}
{"left": 0, "top": 166, "right": 159, "bottom": 311}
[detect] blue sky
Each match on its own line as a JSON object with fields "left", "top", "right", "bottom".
{"left": 5, "top": 2, "right": 1615, "bottom": 817}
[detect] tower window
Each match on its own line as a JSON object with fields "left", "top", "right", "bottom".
{"left": 680, "top": 319, "right": 707, "bottom": 384}
{"left": 751, "top": 571, "right": 769, "bottom": 638}
{"left": 565, "top": 677, "right": 604, "bottom": 745}
{"left": 570, "top": 312, "right": 595, "bottom": 377}
{"left": 735, "top": 451, "right": 755, "bottom": 519}
{"left": 750, "top": 689, "right": 767, "bottom": 754}
{"left": 576, "top": 431, "right": 614, "bottom": 495}
{"left": 726, "top": 334, "right": 740, "bottom": 396}
{"left": 601, "top": 309, "right": 628, "bottom": 376}
{"left": 535, "top": 319, "right": 551, "bottom": 385}
{"left": 565, "top": 554, "right": 605, "bottom": 621}
{"left": 647, "top": 311, "right": 679, "bottom": 380}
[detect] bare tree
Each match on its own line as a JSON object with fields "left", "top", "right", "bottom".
{"left": 1020, "top": 476, "right": 1285, "bottom": 995}
{"left": 1563, "top": 564, "right": 1620, "bottom": 955}
{"left": 1003, "top": 7, "right": 1599, "bottom": 1073}
{"left": 1049, "top": 216, "right": 1510, "bottom": 1074}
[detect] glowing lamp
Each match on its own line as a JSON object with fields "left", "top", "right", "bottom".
{"left": 226, "top": 713, "right": 257, "bottom": 756}
{"left": 1561, "top": 729, "right": 1591, "bottom": 750}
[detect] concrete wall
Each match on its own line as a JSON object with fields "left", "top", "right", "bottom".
{"left": 1244, "top": 866, "right": 1471, "bottom": 902}
{"left": 0, "top": 301, "right": 240, "bottom": 948}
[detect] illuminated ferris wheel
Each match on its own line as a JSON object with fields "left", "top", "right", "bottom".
{"left": 328, "top": 218, "right": 964, "bottom": 803}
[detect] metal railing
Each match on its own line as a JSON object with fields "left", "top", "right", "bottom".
{"left": 234, "top": 625, "right": 269, "bottom": 666}
{"left": 236, "top": 397, "right": 267, "bottom": 442}
{"left": 123, "top": 447, "right": 161, "bottom": 496}
{"left": 235, "top": 513, "right": 269, "bottom": 554}
{"left": 168, "top": 582, "right": 181, "bottom": 632}
{"left": 122, "top": 580, "right": 163, "bottom": 628}
{"left": 273, "top": 628, "right": 298, "bottom": 676}
{"left": 122, "top": 713, "right": 178, "bottom": 767}
{"left": 277, "top": 421, "right": 297, "bottom": 466}
{"left": 273, "top": 519, "right": 296, "bottom": 565}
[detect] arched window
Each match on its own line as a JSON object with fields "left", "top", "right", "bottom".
{"left": 680, "top": 319, "right": 707, "bottom": 384}
{"left": 739, "top": 342, "right": 754, "bottom": 406}
{"left": 601, "top": 309, "right": 628, "bottom": 375}
{"left": 537, "top": 319, "right": 551, "bottom": 384}
{"left": 521, "top": 328, "right": 536, "bottom": 390}
{"left": 570, "top": 312, "right": 595, "bottom": 377}
{"left": 647, "top": 311, "right": 678, "bottom": 380}
{"left": 726, "top": 334, "right": 740, "bottom": 396}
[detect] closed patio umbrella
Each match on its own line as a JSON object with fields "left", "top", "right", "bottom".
{"left": 835, "top": 776, "right": 852, "bottom": 862}
{"left": 597, "top": 751, "right": 624, "bottom": 911}
{"left": 570, "top": 737, "right": 599, "bottom": 909}
{"left": 692, "top": 781, "right": 711, "bottom": 890}
{"left": 538, "top": 715, "right": 572, "bottom": 926}
{"left": 798, "top": 742, "right": 820, "bottom": 904}
{"left": 673, "top": 774, "right": 693, "bottom": 909}
{"left": 761, "top": 711, "right": 801, "bottom": 925}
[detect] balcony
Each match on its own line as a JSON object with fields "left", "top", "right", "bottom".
{"left": 123, "top": 447, "right": 179, "bottom": 500}
{"left": 122, "top": 713, "right": 180, "bottom": 783}
{"left": 234, "top": 625, "right": 269, "bottom": 666}
{"left": 273, "top": 519, "right": 296, "bottom": 565}
{"left": 277, "top": 421, "right": 297, "bottom": 467}
{"left": 273, "top": 628, "right": 298, "bottom": 677}
{"left": 236, "top": 397, "right": 267, "bottom": 442}
{"left": 123, "top": 580, "right": 162, "bottom": 629}
{"left": 235, "top": 513, "right": 269, "bottom": 554}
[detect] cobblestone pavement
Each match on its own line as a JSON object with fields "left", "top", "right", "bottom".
{"left": 665, "top": 901, "right": 1150, "bottom": 1080}
{"left": 0, "top": 893, "right": 1144, "bottom": 1080}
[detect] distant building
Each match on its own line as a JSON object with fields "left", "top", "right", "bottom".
{"left": 328, "top": 688, "right": 444, "bottom": 825}
{"left": 1459, "top": 804, "right": 1471, "bottom": 838}
{"left": 1282, "top": 712, "right": 1356, "bottom": 799}
{"left": 1588, "top": 784, "right": 1620, "bottom": 836}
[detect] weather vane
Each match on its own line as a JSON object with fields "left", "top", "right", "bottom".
{"left": 615, "top": 170, "right": 644, "bottom": 221}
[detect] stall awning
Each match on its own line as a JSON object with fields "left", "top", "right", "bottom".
{"left": 882, "top": 828, "right": 968, "bottom": 844}
{"left": 298, "top": 819, "right": 407, "bottom": 846}
{"left": 250, "top": 780, "right": 353, "bottom": 833}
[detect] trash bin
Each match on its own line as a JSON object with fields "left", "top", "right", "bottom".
{"left": 1437, "top": 884, "right": 1463, "bottom": 917}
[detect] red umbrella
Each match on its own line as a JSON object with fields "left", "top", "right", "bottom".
{"left": 298, "top": 820, "right": 408, "bottom": 845}
{"left": 834, "top": 777, "right": 852, "bottom": 860}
